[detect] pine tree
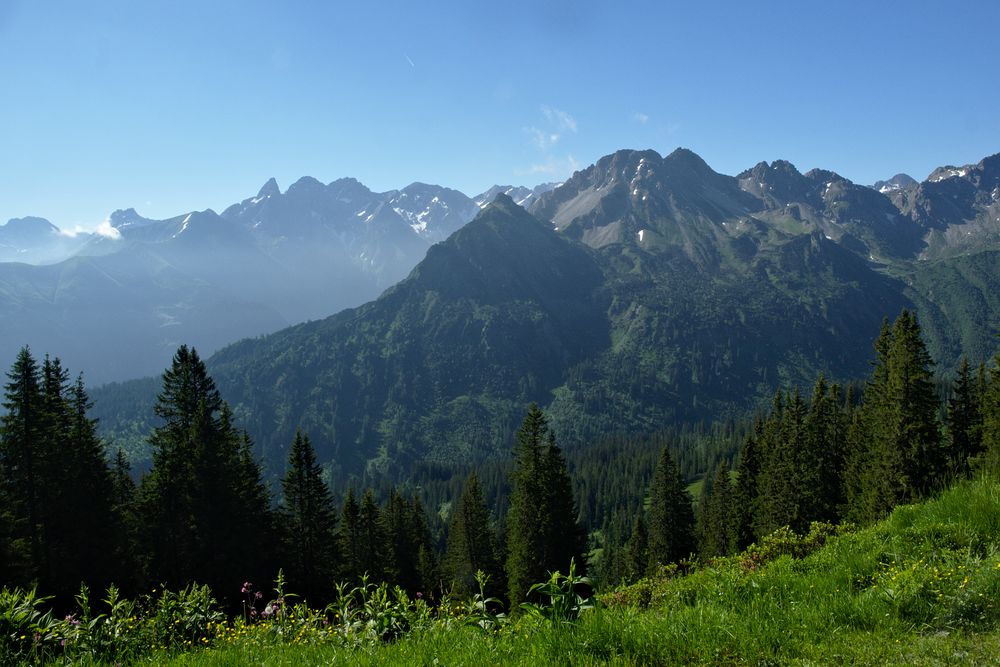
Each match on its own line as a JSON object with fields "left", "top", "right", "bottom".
{"left": 506, "top": 404, "right": 585, "bottom": 607}
{"left": 803, "top": 377, "right": 847, "bottom": 524}
{"left": 756, "top": 390, "right": 810, "bottom": 535}
{"left": 358, "top": 488, "right": 390, "bottom": 582}
{"left": 410, "top": 496, "right": 441, "bottom": 596}
{"left": 622, "top": 513, "right": 649, "bottom": 582}
{"left": 280, "top": 430, "right": 338, "bottom": 603}
{"left": 1, "top": 350, "right": 123, "bottom": 597}
{"left": 946, "top": 357, "right": 983, "bottom": 477}
{"left": 983, "top": 352, "right": 1000, "bottom": 473}
{"left": 699, "top": 461, "right": 735, "bottom": 558}
{"left": 539, "top": 438, "right": 587, "bottom": 575}
{"left": 0, "top": 347, "right": 45, "bottom": 586}
{"left": 136, "top": 345, "right": 274, "bottom": 597}
{"left": 383, "top": 488, "right": 432, "bottom": 592}
{"left": 51, "top": 373, "right": 122, "bottom": 596}
{"left": 338, "top": 487, "right": 364, "bottom": 585}
{"left": 849, "top": 311, "right": 945, "bottom": 522}
{"left": 111, "top": 448, "right": 135, "bottom": 509}
{"left": 647, "top": 445, "right": 695, "bottom": 568}
{"left": 733, "top": 424, "right": 762, "bottom": 550}
{"left": 109, "top": 448, "right": 139, "bottom": 593}
{"left": 444, "top": 472, "right": 503, "bottom": 597}
{"left": 596, "top": 507, "right": 628, "bottom": 589}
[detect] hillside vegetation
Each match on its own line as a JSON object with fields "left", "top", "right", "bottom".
{"left": 169, "top": 477, "right": 1000, "bottom": 665}
{"left": 3, "top": 476, "right": 997, "bottom": 665}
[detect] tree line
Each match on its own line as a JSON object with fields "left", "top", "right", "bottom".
{"left": 2, "top": 309, "right": 1000, "bottom": 609}
{"left": 0, "top": 346, "right": 588, "bottom": 610}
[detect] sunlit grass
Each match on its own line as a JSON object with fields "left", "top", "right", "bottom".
{"left": 158, "top": 478, "right": 1000, "bottom": 666}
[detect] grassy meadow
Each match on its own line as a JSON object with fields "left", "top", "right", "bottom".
{"left": 155, "top": 476, "right": 1000, "bottom": 665}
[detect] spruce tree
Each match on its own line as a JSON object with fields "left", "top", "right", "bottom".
{"left": 383, "top": 488, "right": 431, "bottom": 592}
{"left": 506, "top": 404, "right": 585, "bottom": 607}
{"left": 622, "top": 513, "right": 649, "bottom": 582}
{"left": 444, "top": 472, "right": 503, "bottom": 597}
{"left": 733, "top": 424, "right": 762, "bottom": 550}
{"left": 0, "top": 347, "right": 45, "bottom": 586}
{"left": 410, "top": 496, "right": 441, "bottom": 596}
{"left": 358, "top": 488, "right": 390, "bottom": 582}
{"left": 803, "top": 377, "right": 847, "bottom": 524}
{"left": 946, "top": 357, "right": 983, "bottom": 477}
{"left": 137, "top": 345, "right": 274, "bottom": 597}
{"left": 983, "top": 353, "right": 1000, "bottom": 473}
{"left": 338, "top": 488, "right": 364, "bottom": 585}
{"left": 755, "top": 390, "right": 809, "bottom": 535}
{"left": 1, "top": 350, "right": 123, "bottom": 597}
{"left": 850, "top": 311, "right": 945, "bottom": 522}
{"left": 699, "top": 461, "right": 735, "bottom": 558}
{"left": 280, "top": 430, "right": 338, "bottom": 603}
{"left": 647, "top": 445, "right": 695, "bottom": 568}
{"left": 52, "top": 373, "right": 121, "bottom": 596}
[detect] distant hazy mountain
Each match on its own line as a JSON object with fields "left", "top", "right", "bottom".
{"left": 473, "top": 183, "right": 559, "bottom": 210}
{"left": 90, "top": 147, "right": 1000, "bottom": 482}
{"left": 0, "top": 216, "right": 92, "bottom": 264}
{"left": 2, "top": 176, "right": 541, "bottom": 383}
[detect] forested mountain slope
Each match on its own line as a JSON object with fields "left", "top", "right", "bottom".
{"left": 91, "top": 149, "right": 1000, "bottom": 480}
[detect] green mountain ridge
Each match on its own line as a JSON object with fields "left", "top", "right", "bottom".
{"left": 90, "top": 149, "right": 1000, "bottom": 481}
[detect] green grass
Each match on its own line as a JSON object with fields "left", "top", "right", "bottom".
{"left": 156, "top": 477, "right": 1000, "bottom": 666}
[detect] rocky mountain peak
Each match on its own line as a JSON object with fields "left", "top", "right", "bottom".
{"left": 257, "top": 177, "right": 281, "bottom": 199}
{"left": 872, "top": 173, "right": 918, "bottom": 194}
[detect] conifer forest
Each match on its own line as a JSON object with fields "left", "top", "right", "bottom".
{"left": 2, "top": 308, "right": 1000, "bottom": 664}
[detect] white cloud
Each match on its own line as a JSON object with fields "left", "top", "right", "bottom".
{"left": 518, "top": 154, "right": 581, "bottom": 178}
{"left": 56, "top": 218, "right": 121, "bottom": 240}
{"left": 526, "top": 126, "right": 560, "bottom": 150}
{"left": 56, "top": 226, "right": 84, "bottom": 238}
{"left": 541, "top": 105, "right": 577, "bottom": 133}
{"left": 633, "top": 112, "right": 649, "bottom": 124}
{"left": 518, "top": 106, "right": 580, "bottom": 182}
{"left": 94, "top": 218, "right": 122, "bottom": 239}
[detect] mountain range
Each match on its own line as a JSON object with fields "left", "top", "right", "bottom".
{"left": 85, "top": 147, "right": 1000, "bottom": 481}
{"left": 0, "top": 179, "right": 562, "bottom": 384}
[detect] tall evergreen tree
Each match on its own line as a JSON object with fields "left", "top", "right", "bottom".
{"left": 946, "top": 357, "right": 983, "bottom": 477}
{"left": 444, "top": 472, "right": 503, "bottom": 598}
{"left": 733, "top": 423, "right": 762, "bottom": 550}
{"left": 506, "top": 404, "right": 585, "bottom": 607}
{"left": 755, "top": 390, "right": 810, "bottom": 535}
{"left": 647, "top": 445, "right": 695, "bottom": 567}
{"left": 358, "top": 488, "right": 390, "bottom": 582}
{"left": 409, "top": 496, "right": 441, "bottom": 596}
{"left": 280, "top": 430, "right": 338, "bottom": 603}
{"left": 849, "top": 311, "right": 945, "bottom": 522}
{"left": 1, "top": 349, "right": 122, "bottom": 597}
{"left": 338, "top": 488, "right": 364, "bottom": 585}
{"left": 803, "top": 377, "right": 847, "bottom": 524}
{"left": 622, "top": 513, "right": 649, "bottom": 582}
{"left": 136, "top": 345, "right": 274, "bottom": 598}
{"left": 109, "top": 448, "right": 139, "bottom": 593}
{"left": 983, "top": 352, "right": 1000, "bottom": 473}
{"left": 699, "top": 460, "right": 735, "bottom": 558}
{"left": 383, "top": 488, "right": 434, "bottom": 592}
{"left": 0, "top": 347, "right": 45, "bottom": 586}
{"left": 50, "top": 373, "right": 122, "bottom": 596}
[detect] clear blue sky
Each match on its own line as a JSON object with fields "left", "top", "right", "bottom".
{"left": 2, "top": 0, "right": 998, "bottom": 230}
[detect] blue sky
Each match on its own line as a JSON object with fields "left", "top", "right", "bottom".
{"left": 2, "top": 0, "right": 998, "bottom": 230}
